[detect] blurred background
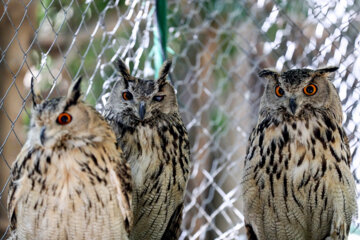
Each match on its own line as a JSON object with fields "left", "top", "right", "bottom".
{"left": 1, "top": 0, "right": 360, "bottom": 239}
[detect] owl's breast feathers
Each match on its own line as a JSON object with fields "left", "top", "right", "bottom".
{"left": 242, "top": 110, "right": 357, "bottom": 239}
{"left": 109, "top": 113, "right": 190, "bottom": 240}
{"left": 7, "top": 138, "right": 132, "bottom": 239}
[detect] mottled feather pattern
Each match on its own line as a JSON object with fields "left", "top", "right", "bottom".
{"left": 9, "top": 138, "right": 131, "bottom": 239}
{"left": 242, "top": 112, "right": 356, "bottom": 239}
{"left": 104, "top": 110, "right": 190, "bottom": 240}
{"left": 241, "top": 67, "right": 357, "bottom": 240}
{"left": 161, "top": 204, "right": 184, "bottom": 240}
{"left": 104, "top": 59, "right": 191, "bottom": 240}
{"left": 11, "top": 61, "right": 354, "bottom": 240}
{"left": 7, "top": 78, "right": 132, "bottom": 240}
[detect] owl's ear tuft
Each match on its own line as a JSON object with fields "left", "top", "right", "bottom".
{"left": 258, "top": 69, "right": 279, "bottom": 81}
{"left": 157, "top": 59, "right": 172, "bottom": 86}
{"left": 30, "top": 77, "right": 43, "bottom": 108}
{"left": 315, "top": 67, "right": 338, "bottom": 81}
{"left": 65, "top": 77, "right": 83, "bottom": 109}
{"left": 116, "top": 58, "right": 132, "bottom": 84}
{"left": 315, "top": 67, "right": 338, "bottom": 75}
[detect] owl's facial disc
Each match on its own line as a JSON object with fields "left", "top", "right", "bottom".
{"left": 31, "top": 77, "right": 100, "bottom": 148}
{"left": 260, "top": 67, "right": 340, "bottom": 120}
{"left": 275, "top": 81, "right": 322, "bottom": 116}
{"left": 278, "top": 88, "right": 307, "bottom": 116}
{"left": 282, "top": 94, "right": 298, "bottom": 116}
{"left": 106, "top": 58, "right": 177, "bottom": 126}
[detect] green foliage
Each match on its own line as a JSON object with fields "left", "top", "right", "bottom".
{"left": 22, "top": 111, "right": 31, "bottom": 129}
{"left": 210, "top": 108, "right": 228, "bottom": 136}
{"left": 267, "top": 24, "right": 279, "bottom": 42}
{"left": 33, "top": 0, "right": 131, "bottom": 107}
{"left": 67, "top": 37, "right": 108, "bottom": 105}
{"left": 36, "top": 0, "right": 127, "bottom": 32}
{"left": 274, "top": 0, "right": 309, "bottom": 16}
{"left": 196, "top": 0, "right": 248, "bottom": 22}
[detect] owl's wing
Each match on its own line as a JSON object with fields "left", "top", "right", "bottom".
{"left": 108, "top": 155, "right": 133, "bottom": 233}
{"left": 7, "top": 173, "right": 18, "bottom": 231}
{"left": 343, "top": 134, "right": 352, "bottom": 165}
{"left": 161, "top": 203, "right": 183, "bottom": 240}
{"left": 7, "top": 147, "right": 35, "bottom": 230}
{"left": 245, "top": 222, "right": 258, "bottom": 240}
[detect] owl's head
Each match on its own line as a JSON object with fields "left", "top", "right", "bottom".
{"left": 29, "top": 77, "right": 112, "bottom": 149}
{"left": 258, "top": 67, "right": 342, "bottom": 122}
{"left": 104, "top": 59, "right": 178, "bottom": 127}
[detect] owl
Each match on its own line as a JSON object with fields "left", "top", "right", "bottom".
{"left": 7, "top": 77, "right": 132, "bottom": 240}
{"left": 103, "top": 59, "right": 190, "bottom": 240}
{"left": 241, "top": 67, "right": 357, "bottom": 240}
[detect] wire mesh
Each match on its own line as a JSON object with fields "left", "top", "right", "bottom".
{"left": 1, "top": 0, "right": 360, "bottom": 239}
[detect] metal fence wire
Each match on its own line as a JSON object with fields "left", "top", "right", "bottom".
{"left": 1, "top": 0, "right": 360, "bottom": 239}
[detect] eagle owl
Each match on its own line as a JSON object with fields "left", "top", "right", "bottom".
{"left": 7, "top": 77, "right": 132, "bottom": 240}
{"left": 241, "top": 67, "right": 357, "bottom": 240}
{"left": 104, "top": 59, "right": 190, "bottom": 240}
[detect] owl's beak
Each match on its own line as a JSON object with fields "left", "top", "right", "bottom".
{"left": 289, "top": 98, "right": 297, "bottom": 115}
{"left": 40, "top": 126, "right": 46, "bottom": 145}
{"left": 139, "top": 101, "right": 146, "bottom": 120}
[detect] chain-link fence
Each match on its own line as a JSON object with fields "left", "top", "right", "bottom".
{"left": 1, "top": 0, "right": 360, "bottom": 239}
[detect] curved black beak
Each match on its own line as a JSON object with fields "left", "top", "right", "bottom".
{"left": 139, "top": 102, "right": 146, "bottom": 120}
{"left": 40, "top": 126, "right": 46, "bottom": 145}
{"left": 289, "top": 98, "right": 297, "bottom": 115}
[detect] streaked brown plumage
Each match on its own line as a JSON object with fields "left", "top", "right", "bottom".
{"left": 104, "top": 59, "right": 190, "bottom": 240}
{"left": 241, "top": 67, "right": 357, "bottom": 240}
{"left": 7, "top": 77, "right": 132, "bottom": 240}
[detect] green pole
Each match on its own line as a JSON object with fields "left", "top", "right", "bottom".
{"left": 156, "top": 0, "right": 168, "bottom": 61}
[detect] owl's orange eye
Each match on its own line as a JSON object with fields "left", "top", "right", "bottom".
{"left": 303, "top": 84, "right": 317, "bottom": 96}
{"left": 275, "top": 86, "right": 284, "bottom": 97}
{"left": 122, "top": 91, "right": 133, "bottom": 101}
{"left": 56, "top": 113, "right": 72, "bottom": 125}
